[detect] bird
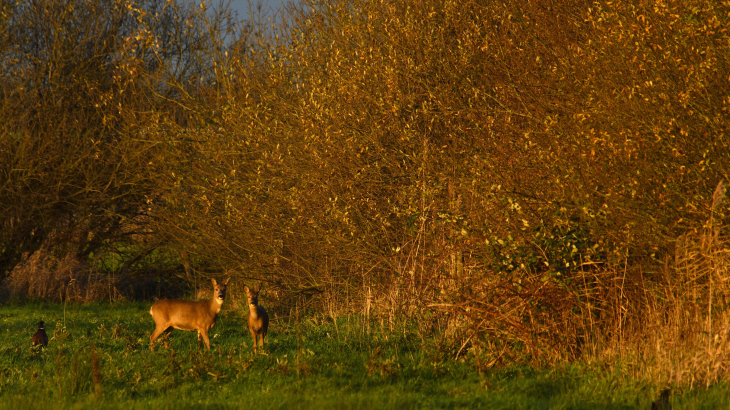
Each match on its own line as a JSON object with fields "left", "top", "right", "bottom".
{"left": 31, "top": 321, "right": 48, "bottom": 347}
{"left": 651, "top": 388, "right": 671, "bottom": 410}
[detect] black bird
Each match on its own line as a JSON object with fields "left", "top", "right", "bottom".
{"left": 651, "top": 388, "right": 672, "bottom": 410}
{"left": 31, "top": 321, "right": 48, "bottom": 347}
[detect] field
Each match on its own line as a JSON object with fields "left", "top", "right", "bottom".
{"left": 0, "top": 302, "right": 726, "bottom": 409}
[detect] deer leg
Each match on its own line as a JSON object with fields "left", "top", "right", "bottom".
{"left": 199, "top": 330, "right": 211, "bottom": 350}
{"left": 250, "top": 329, "right": 258, "bottom": 353}
{"left": 150, "top": 325, "right": 168, "bottom": 351}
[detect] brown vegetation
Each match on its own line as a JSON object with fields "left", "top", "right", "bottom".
{"left": 1, "top": 0, "right": 729, "bottom": 387}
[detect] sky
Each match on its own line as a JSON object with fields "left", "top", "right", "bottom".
{"left": 213, "top": 0, "right": 295, "bottom": 23}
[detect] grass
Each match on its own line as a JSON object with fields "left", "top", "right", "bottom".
{"left": 0, "top": 301, "right": 727, "bottom": 409}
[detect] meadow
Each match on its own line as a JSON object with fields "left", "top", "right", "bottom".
{"left": 0, "top": 302, "right": 727, "bottom": 410}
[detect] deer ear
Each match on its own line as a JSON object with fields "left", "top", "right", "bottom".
{"left": 243, "top": 284, "right": 250, "bottom": 293}
{"left": 223, "top": 277, "right": 230, "bottom": 285}
{"left": 211, "top": 278, "right": 217, "bottom": 286}
{"left": 257, "top": 282, "right": 264, "bottom": 292}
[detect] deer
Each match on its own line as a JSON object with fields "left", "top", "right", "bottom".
{"left": 31, "top": 321, "right": 48, "bottom": 347}
{"left": 149, "top": 277, "right": 229, "bottom": 351}
{"left": 244, "top": 283, "right": 269, "bottom": 354}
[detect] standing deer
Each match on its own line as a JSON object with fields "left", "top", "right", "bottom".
{"left": 244, "top": 283, "right": 269, "bottom": 354}
{"left": 31, "top": 321, "right": 48, "bottom": 347}
{"left": 149, "top": 277, "right": 229, "bottom": 351}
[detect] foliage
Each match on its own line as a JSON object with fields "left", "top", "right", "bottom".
{"left": 146, "top": 0, "right": 730, "bottom": 369}
{"left": 0, "top": 0, "right": 237, "bottom": 295}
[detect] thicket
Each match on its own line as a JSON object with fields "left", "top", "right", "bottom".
{"left": 1, "top": 0, "right": 729, "bottom": 387}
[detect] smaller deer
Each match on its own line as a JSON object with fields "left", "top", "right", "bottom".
{"left": 31, "top": 321, "right": 48, "bottom": 347}
{"left": 149, "top": 277, "right": 229, "bottom": 351}
{"left": 244, "top": 283, "right": 269, "bottom": 354}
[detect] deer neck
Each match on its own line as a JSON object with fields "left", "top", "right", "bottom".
{"left": 210, "top": 296, "right": 224, "bottom": 314}
{"left": 248, "top": 304, "right": 260, "bottom": 319}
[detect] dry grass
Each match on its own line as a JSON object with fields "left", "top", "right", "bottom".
{"left": 4, "top": 244, "right": 119, "bottom": 303}
{"left": 381, "top": 181, "right": 730, "bottom": 387}
{"left": 632, "top": 184, "right": 730, "bottom": 387}
{"left": 566, "top": 181, "right": 730, "bottom": 387}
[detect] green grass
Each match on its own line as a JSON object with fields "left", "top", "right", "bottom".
{"left": 0, "top": 302, "right": 727, "bottom": 409}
